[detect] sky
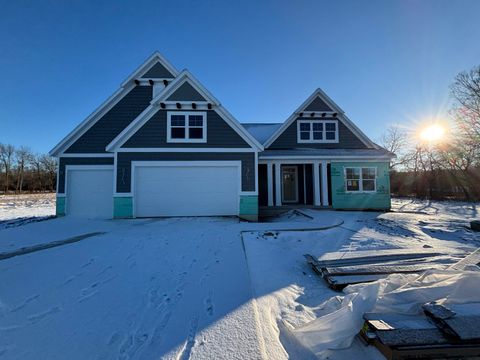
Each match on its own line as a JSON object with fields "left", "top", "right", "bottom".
{"left": 1, "top": 0, "right": 479, "bottom": 154}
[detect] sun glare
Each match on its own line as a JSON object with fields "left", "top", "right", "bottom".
{"left": 419, "top": 124, "right": 446, "bottom": 143}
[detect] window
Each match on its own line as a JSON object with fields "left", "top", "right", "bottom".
{"left": 345, "top": 167, "right": 377, "bottom": 192}
{"left": 297, "top": 120, "right": 338, "bottom": 143}
{"left": 167, "top": 112, "right": 207, "bottom": 143}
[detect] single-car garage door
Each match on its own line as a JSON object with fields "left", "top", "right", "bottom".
{"left": 66, "top": 166, "right": 114, "bottom": 218}
{"left": 134, "top": 162, "right": 240, "bottom": 217}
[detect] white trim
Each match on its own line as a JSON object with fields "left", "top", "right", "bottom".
{"left": 49, "top": 83, "right": 135, "bottom": 156}
{"left": 55, "top": 158, "right": 60, "bottom": 196}
{"left": 303, "top": 164, "right": 306, "bottom": 205}
{"left": 254, "top": 151, "right": 259, "bottom": 194}
{"left": 130, "top": 160, "right": 243, "bottom": 217}
{"left": 313, "top": 161, "right": 321, "bottom": 206}
{"left": 116, "top": 147, "right": 255, "bottom": 153}
{"left": 281, "top": 165, "right": 298, "bottom": 203}
{"left": 344, "top": 166, "right": 377, "bottom": 193}
{"left": 267, "top": 163, "right": 273, "bottom": 207}
{"left": 263, "top": 88, "right": 376, "bottom": 148}
{"left": 58, "top": 153, "right": 114, "bottom": 158}
{"left": 321, "top": 161, "right": 329, "bottom": 206}
{"left": 166, "top": 111, "right": 207, "bottom": 143}
{"left": 259, "top": 156, "right": 392, "bottom": 161}
{"left": 114, "top": 192, "right": 132, "bottom": 197}
{"left": 274, "top": 162, "right": 282, "bottom": 206}
{"left": 50, "top": 51, "right": 179, "bottom": 157}
{"left": 297, "top": 120, "right": 339, "bottom": 143}
{"left": 106, "top": 70, "right": 264, "bottom": 152}
{"left": 120, "top": 51, "right": 179, "bottom": 87}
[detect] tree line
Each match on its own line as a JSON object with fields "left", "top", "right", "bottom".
{"left": 0, "top": 144, "right": 56, "bottom": 193}
{"left": 382, "top": 64, "right": 480, "bottom": 201}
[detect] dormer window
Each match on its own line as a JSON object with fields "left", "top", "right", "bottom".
{"left": 297, "top": 120, "right": 338, "bottom": 143}
{"left": 167, "top": 111, "right": 207, "bottom": 143}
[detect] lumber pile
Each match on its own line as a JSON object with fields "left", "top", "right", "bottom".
{"left": 305, "top": 249, "right": 462, "bottom": 290}
{"left": 359, "top": 303, "right": 480, "bottom": 359}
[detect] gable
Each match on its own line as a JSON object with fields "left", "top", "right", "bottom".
{"left": 269, "top": 116, "right": 368, "bottom": 149}
{"left": 140, "top": 62, "right": 175, "bottom": 78}
{"left": 122, "top": 109, "right": 250, "bottom": 148}
{"left": 65, "top": 86, "right": 152, "bottom": 153}
{"left": 303, "top": 96, "right": 332, "bottom": 112}
{"left": 166, "top": 82, "right": 206, "bottom": 102}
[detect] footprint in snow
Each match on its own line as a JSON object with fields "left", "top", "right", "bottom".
{"left": 205, "top": 292, "right": 214, "bottom": 316}
{"left": 28, "top": 306, "right": 61, "bottom": 324}
{"left": 11, "top": 294, "right": 40, "bottom": 313}
{"left": 178, "top": 317, "right": 199, "bottom": 360}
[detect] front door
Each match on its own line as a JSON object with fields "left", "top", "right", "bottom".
{"left": 282, "top": 166, "right": 298, "bottom": 203}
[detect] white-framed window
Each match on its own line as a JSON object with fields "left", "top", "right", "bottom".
{"left": 345, "top": 167, "right": 377, "bottom": 192}
{"left": 297, "top": 120, "right": 339, "bottom": 143}
{"left": 167, "top": 111, "right": 207, "bottom": 143}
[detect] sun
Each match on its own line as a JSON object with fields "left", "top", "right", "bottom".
{"left": 419, "top": 124, "right": 446, "bottom": 143}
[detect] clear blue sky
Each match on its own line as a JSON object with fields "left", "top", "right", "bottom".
{"left": 1, "top": 0, "right": 479, "bottom": 154}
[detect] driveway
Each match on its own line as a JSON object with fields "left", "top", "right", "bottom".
{"left": 0, "top": 217, "right": 266, "bottom": 360}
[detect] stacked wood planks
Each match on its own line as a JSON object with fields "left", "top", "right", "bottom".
{"left": 305, "top": 249, "right": 464, "bottom": 290}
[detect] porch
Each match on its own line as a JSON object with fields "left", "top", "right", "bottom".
{"left": 258, "top": 160, "right": 332, "bottom": 208}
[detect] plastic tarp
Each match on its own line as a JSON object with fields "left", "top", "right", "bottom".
{"left": 291, "top": 270, "right": 480, "bottom": 356}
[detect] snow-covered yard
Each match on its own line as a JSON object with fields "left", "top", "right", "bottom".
{"left": 0, "top": 193, "right": 55, "bottom": 229}
{"left": 0, "top": 196, "right": 478, "bottom": 359}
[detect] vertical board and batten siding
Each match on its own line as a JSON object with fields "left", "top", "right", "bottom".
{"left": 140, "top": 62, "right": 175, "bottom": 78}
{"left": 268, "top": 117, "right": 368, "bottom": 149}
{"left": 122, "top": 110, "right": 250, "bottom": 148}
{"left": 65, "top": 86, "right": 153, "bottom": 153}
{"left": 116, "top": 152, "right": 255, "bottom": 193}
{"left": 57, "top": 157, "right": 114, "bottom": 193}
{"left": 330, "top": 161, "right": 391, "bottom": 210}
{"left": 166, "top": 82, "right": 206, "bottom": 101}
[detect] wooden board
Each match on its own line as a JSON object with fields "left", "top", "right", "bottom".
{"left": 450, "top": 247, "right": 480, "bottom": 270}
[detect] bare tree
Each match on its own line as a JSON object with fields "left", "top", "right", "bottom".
{"left": 15, "top": 146, "right": 33, "bottom": 193}
{"left": 379, "top": 125, "right": 409, "bottom": 169}
{"left": 0, "top": 143, "right": 16, "bottom": 193}
{"left": 40, "top": 155, "right": 57, "bottom": 191}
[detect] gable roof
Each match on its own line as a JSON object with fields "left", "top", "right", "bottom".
{"left": 106, "top": 70, "right": 264, "bottom": 152}
{"left": 242, "top": 123, "right": 282, "bottom": 144}
{"left": 49, "top": 52, "right": 179, "bottom": 156}
{"left": 263, "top": 88, "right": 377, "bottom": 149}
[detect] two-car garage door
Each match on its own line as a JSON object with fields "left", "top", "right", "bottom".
{"left": 134, "top": 162, "right": 240, "bottom": 217}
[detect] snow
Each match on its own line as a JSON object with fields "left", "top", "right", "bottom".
{"left": 0, "top": 197, "right": 478, "bottom": 359}
{"left": 0, "top": 193, "right": 55, "bottom": 229}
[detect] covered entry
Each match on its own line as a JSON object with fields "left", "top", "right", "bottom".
{"left": 258, "top": 161, "right": 330, "bottom": 207}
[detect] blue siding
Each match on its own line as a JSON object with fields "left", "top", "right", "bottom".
{"left": 122, "top": 110, "right": 250, "bottom": 148}
{"left": 58, "top": 157, "right": 114, "bottom": 193}
{"left": 269, "top": 117, "right": 367, "bottom": 149}
{"left": 65, "top": 86, "right": 152, "bottom": 153}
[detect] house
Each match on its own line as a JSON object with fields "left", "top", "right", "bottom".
{"left": 50, "top": 52, "right": 395, "bottom": 221}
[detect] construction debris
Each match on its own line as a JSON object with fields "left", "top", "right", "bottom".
{"left": 360, "top": 303, "right": 480, "bottom": 359}
{"left": 305, "top": 249, "right": 465, "bottom": 290}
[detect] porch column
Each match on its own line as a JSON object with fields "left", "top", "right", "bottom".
{"left": 275, "top": 162, "right": 282, "bottom": 206}
{"left": 267, "top": 163, "right": 273, "bottom": 207}
{"left": 313, "top": 161, "right": 321, "bottom": 206}
{"left": 321, "top": 161, "right": 329, "bottom": 206}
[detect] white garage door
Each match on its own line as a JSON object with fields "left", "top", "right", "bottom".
{"left": 66, "top": 166, "right": 113, "bottom": 218}
{"left": 134, "top": 162, "right": 240, "bottom": 217}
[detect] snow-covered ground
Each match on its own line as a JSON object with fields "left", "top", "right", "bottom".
{"left": 0, "top": 193, "right": 55, "bottom": 229}
{"left": 0, "top": 197, "right": 478, "bottom": 359}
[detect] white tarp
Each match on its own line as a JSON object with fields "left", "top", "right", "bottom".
{"left": 292, "top": 270, "right": 480, "bottom": 355}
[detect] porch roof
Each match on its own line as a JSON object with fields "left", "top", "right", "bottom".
{"left": 258, "top": 147, "right": 395, "bottom": 160}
